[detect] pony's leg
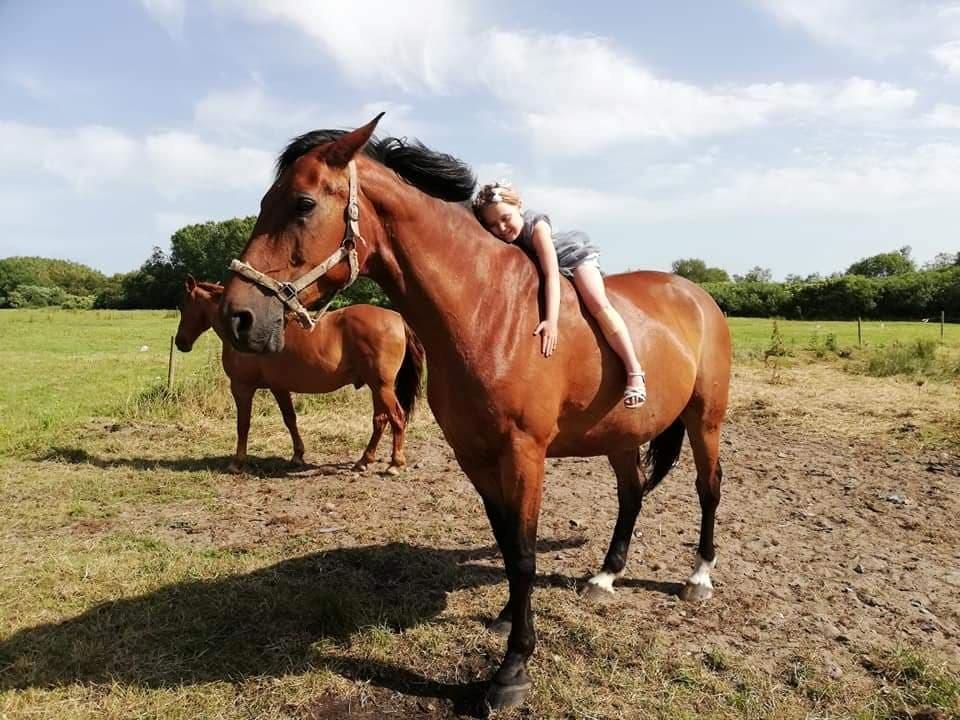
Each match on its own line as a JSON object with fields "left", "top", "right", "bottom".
{"left": 482, "top": 434, "right": 546, "bottom": 711}
{"left": 679, "top": 412, "right": 724, "bottom": 602}
{"left": 270, "top": 389, "right": 305, "bottom": 466}
{"left": 583, "top": 450, "right": 646, "bottom": 602}
{"left": 228, "top": 382, "right": 255, "bottom": 474}
{"left": 354, "top": 388, "right": 388, "bottom": 472}
{"left": 385, "top": 392, "right": 407, "bottom": 475}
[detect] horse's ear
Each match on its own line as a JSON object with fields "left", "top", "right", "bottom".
{"left": 327, "top": 113, "right": 385, "bottom": 167}
{"left": 185, "top": 274, "right": 196, "bottom": 292}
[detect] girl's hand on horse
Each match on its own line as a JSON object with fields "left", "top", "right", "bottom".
{"left": 533, "top": 319, "right": 558, "bottom": 357}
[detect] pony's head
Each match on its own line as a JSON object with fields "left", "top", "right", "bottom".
{"left": 221, "top": 115, "right": 475, "bottom": 353}
{"left": 175, "top": 275, "right": 220, "bottom": 352}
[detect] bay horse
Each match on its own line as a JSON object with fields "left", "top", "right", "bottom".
{"left": 175, "top": 276, "right": 424, "bottom": 474}
{"left": 220, "top": 117, "right": 731, "bottom": 709}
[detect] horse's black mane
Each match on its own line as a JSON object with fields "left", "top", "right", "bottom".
{"left": 276, "top": 129, "right": 476, "bottom": 204}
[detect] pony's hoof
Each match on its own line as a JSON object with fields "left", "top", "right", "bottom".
{"left": 484, "top": 678, "right": 531, "bottom": 711}
{"left": 352, "top": 461, "right": 369, "bottom": 472}
{"left": 679, "top": 581, "right": 713, "bottom": 603}
{"left": 226, "top": 461, "right": 244, "bottom": 475}
{"left": 580, "top": 582, "right": 616, "bottom": 604}
{"left": 384, "top": 465, "right": 401, "bottom": 477}
{"left": 290, "top": 455, "right": 306, "bottom": 467}
{"left": 488, "top": 617, "right": 512, "bottom": 637}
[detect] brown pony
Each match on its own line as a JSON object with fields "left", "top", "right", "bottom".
{"left": 175, "top": 276, "right": 424, "bottom": 474}
{"left": 220, "top": 118, "right": 731, "bottom": 710}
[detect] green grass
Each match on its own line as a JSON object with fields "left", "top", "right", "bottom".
{"left": 3, "top": 310, "right": 957, "bottom": 457}
{"left": 727, "top": 317, "right": 960, "bottom": 355}
{"left": 0, "top": 309, "right": 220, "bottom": 455}
{"left": 2, "top": 309, "right": 959, "bottom": 718}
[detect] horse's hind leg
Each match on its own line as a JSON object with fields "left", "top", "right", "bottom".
{"left": 385, "top": 390, "right": 407, "bottom": 475}
{"left": 270, "top": 389, "right": 305, "bottom": 466}
{"left": 354, "top": 387, "right": 388, "bottom": 472}
{"left": 583, "top": 450, "right": 645, "bottom": 602}
{"left": 679, "top": 410, "right": 724, "bottom": 602}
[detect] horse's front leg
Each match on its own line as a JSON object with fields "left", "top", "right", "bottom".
{"left": 474, "top": 433, "right": 546, "bottom": 711}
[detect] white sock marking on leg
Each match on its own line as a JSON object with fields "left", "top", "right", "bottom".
{"left": 687, "top": 553, "right": 717, "bottom": 588}
{"left": 587, "top": 571, "right": 621, "bottom": 592}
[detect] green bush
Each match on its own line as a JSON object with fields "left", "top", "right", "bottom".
{"left": 865, "top": 339, "right": 939, "bottom": 377}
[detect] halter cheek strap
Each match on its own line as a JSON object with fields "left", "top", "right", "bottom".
{"left": 228, "top": 160, "right": 364, "bottom": 331}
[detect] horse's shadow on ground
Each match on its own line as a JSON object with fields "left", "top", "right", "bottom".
{"left": 39, "top": 446, "right": 362, "bottom": 478}
{"left": 6, "top": 539, "right": 658, "bottom": 700}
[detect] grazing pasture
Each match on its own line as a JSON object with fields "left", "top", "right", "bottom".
{"left": 1, "top": 309, "right": 958, "bottom": 718}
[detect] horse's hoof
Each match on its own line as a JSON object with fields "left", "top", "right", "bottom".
{"left": 484, "top": 678, "right": 531, "bottom": 711}
{"left": 488, "top": 617, "right": 512, "bottom": 637}
{"left": 580, "top": 582, "right": 616, "bottom": 604}
{"left": 679, "top": 581, "right": 713, "bottom": 603}
{"left": 352, "top": 461, "right": 369, "bottom": 472}
{"left": 290, "top": 455, "right": 306, "bottom": 467}
{"left": 385, "top": 465, "right": 401, "bottom": 476}
{"left": 226, "top": 462, "right": 244, "bottom": 475}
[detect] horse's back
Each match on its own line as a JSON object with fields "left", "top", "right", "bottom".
{"left": 605, "top": 270, "right": 730, "bottom": 371}
{"left": 544, "top": 271, "right": 729, "bottom": 456}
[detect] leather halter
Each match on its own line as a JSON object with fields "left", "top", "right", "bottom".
{"left": 228, "top": 160, "right": 364, "bottom": 331}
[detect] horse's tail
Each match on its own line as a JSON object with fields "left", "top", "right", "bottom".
{"left": 395, "top": 322, "right": 425, "bottom": 419}
{"left": 641, "top": 418, "right": 686, "bottom": 496}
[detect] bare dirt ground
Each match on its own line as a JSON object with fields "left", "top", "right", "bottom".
{"left": 3, "top": 363, "right": 959, "bottom": 718}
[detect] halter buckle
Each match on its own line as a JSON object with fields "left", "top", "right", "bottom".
{"left": 278, "top": 282, "right": 298, "bottom": 302}
{"left": 347, "top": 202, "right": 360, "bottom": 222}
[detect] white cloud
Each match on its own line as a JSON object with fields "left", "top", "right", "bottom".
{"left": 140, "top": 0, "right": 185, "bottom": 38}
{"left": 229, "top": 0, "right": 474, "bottom": 93}
{"left": 144, "top": 132, "right": 274, "bottom": 196}
{"left": 478, "top": 32, "right": 917, "bottom": 154}
{"left": 194, "top": 82, "right": 319, "bottom": 139}
{"left": 931, "top": 41, "right": 960, "bottom": 77}
{"left": 0, "top": 122, "right": 138, "bottom": 191}
{"left": 521, "top": 142, "right": 960, "bottom": 223}
{"left": 216, "top": 3, "right": 922, "bottom": 154}
{"left": 684, "top": 143, "right": 960, "bottom": 216}
{"left": 923, "top": 103, "right": 960, "bottom": 128}
{"left": 749, "top": 0, "right": 950, "bottom": 58}
{"left": 0, "top": 121, "right": 273, "bottom": 196}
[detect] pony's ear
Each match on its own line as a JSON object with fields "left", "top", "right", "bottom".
{"left": 185, "top": 274, "right": 196, "bottom": 292}
{"left": 327, "top": 113, "right": 384, "bottom": 167}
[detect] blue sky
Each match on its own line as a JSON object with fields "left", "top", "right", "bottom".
{"left": 2, "top": 0, "right": 960, "bottom": 278}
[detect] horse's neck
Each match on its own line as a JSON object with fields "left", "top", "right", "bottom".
{"left": 204, "top": 296, "right": 226, "bottom": 343}
{"left": 363, "top": 167, "right": 533, "bottom": 358}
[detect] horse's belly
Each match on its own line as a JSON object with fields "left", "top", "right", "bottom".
{"left": 257, "top": 357, "right": 350, "bottom": 394}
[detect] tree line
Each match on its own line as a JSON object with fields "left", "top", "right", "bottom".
{"left": 0, "top": 217, "right": 391, "bottom": 312}
{"left": 671, "top": 247, "right": 960, "bottom": 320}
{"left": 2, "top": 219, "right": 957, "bottom": 320}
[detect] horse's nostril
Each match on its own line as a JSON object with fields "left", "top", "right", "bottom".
{"left": 231, "top": 309, "right": 254, "bottom": 339}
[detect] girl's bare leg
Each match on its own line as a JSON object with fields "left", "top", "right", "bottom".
{"left": 572, "top": 264, "right": 646, "bottom": 407}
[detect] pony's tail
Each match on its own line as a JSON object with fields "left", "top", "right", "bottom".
{"left": 642, "top": 418, "right": 685, "bottom": 496}
{"left": 395, "top": 322, "right": 425, "bottom": 419}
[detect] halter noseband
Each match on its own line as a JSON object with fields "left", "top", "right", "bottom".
{"left": 228, "top": 160, "right": 364, "bottom": 331}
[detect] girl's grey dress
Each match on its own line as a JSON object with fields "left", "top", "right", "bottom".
{"left": 515, "top": 210, "right": 601, "bottom": 278}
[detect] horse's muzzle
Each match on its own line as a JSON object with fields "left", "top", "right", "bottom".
{"left": 221, "top": 300, "right": 285, "bottom": 353}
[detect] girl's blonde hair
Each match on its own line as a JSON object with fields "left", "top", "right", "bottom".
{"left": 472, "top": 180, "right": 522, "bottom": 219}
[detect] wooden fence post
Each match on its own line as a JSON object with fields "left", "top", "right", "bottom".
{"left": 942, "top": 310, "right": 946, "bottom": 342}
{"left": 167, "top": 336, "right": 176, "bottom": 390}
{"left": 857, "top": 317, "right": 862, "bottom": 347}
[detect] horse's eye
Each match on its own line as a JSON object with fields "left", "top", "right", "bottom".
{"left": 295, "top": 196, "right": 316, "bottom": 214}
